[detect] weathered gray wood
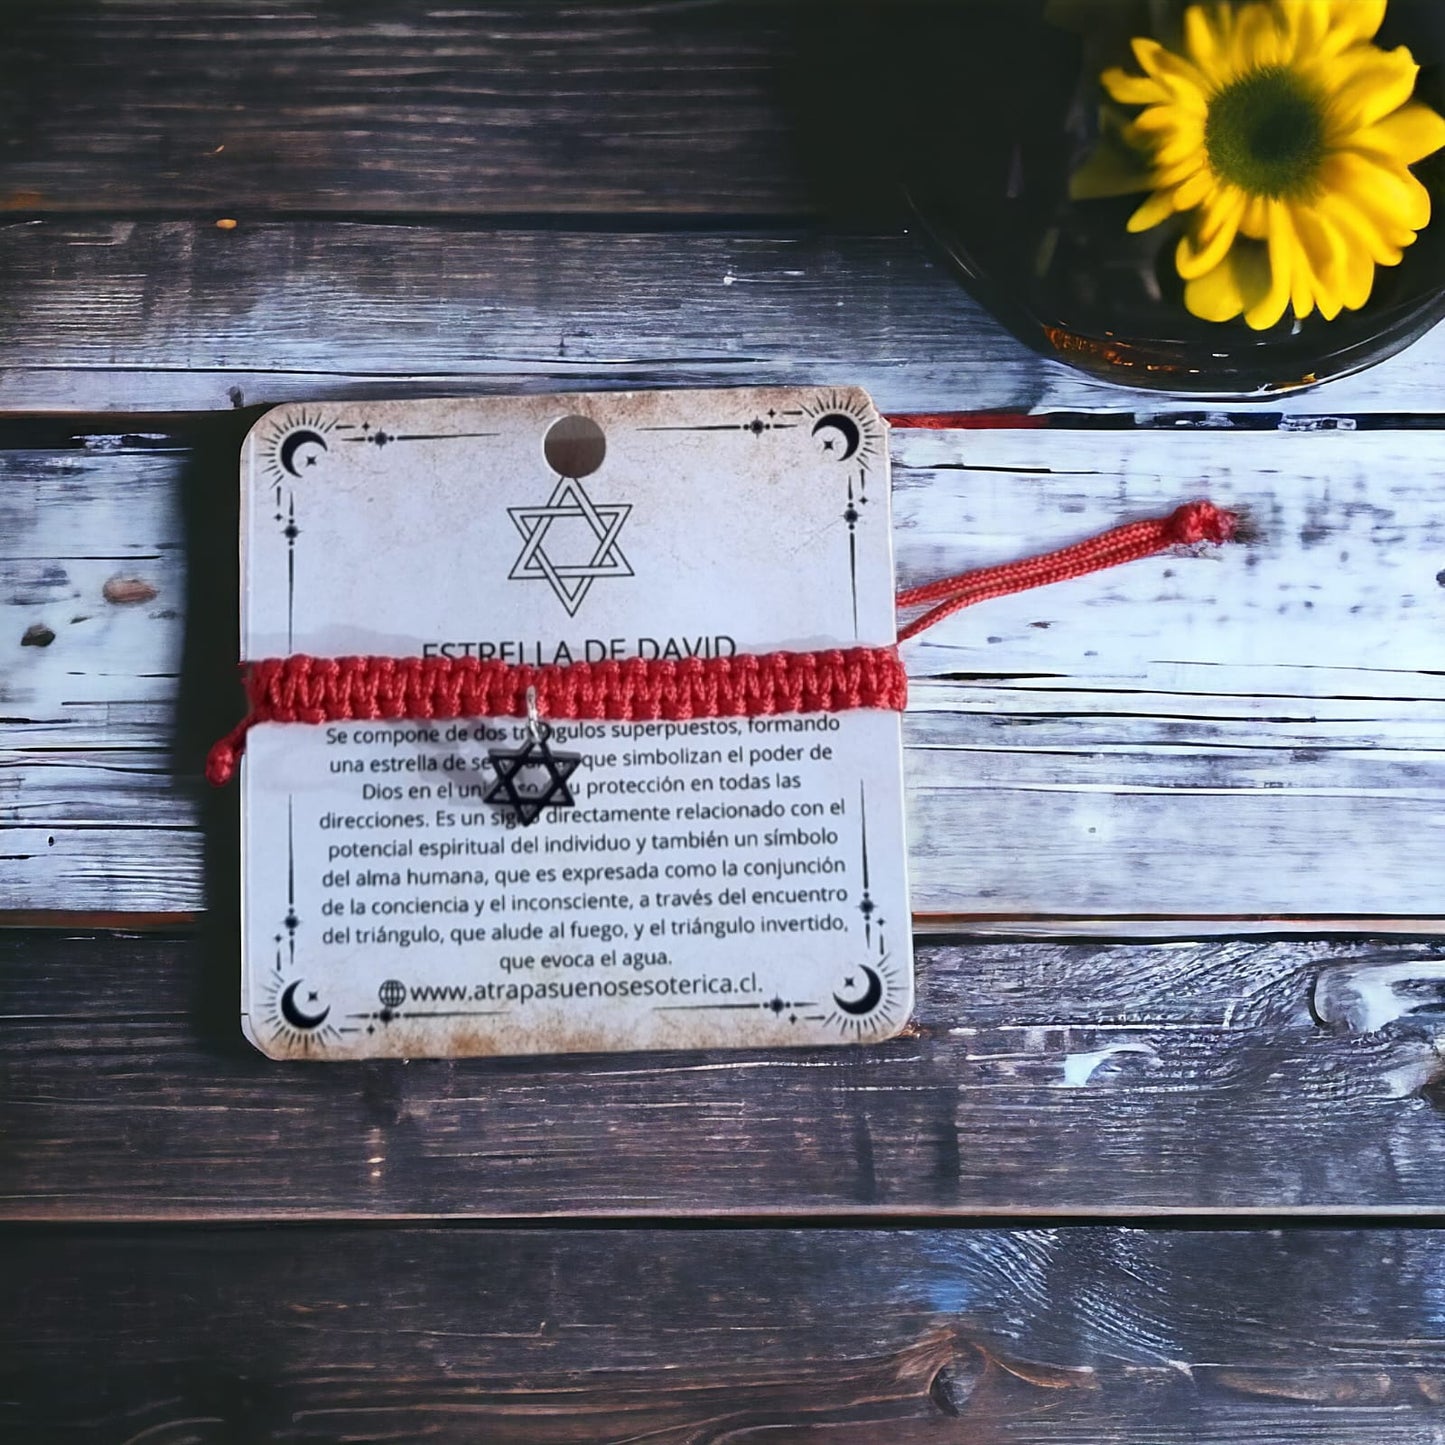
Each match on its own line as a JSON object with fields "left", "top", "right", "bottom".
{"left": 7, "top": 1226, "right": 1445, "bottom": 1441}
{"left": 1, "top": 223, "right": 1442, "bottom": 415}
{"left": 4, "top": 3, "right": 1443, "bottom": 1408}
{"left": 7, "top": 424, "right": 1443, "bottom": 928}
{"left": 0, "top": 0, "right": 807, "bottom": 218}
{"left": 5, "top": 931, "right": 1445, "bottom": 1218}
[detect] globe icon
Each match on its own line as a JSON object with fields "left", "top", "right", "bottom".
{"left": 378, "top": 979, "right": 406, "bottom": 1009}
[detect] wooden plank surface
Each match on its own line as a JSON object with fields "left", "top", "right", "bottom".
{"left": 7, "top": 929, "right": 1445, "bottom": 1219}
{"left": 4, "top": 1, "right": 1444, "bottom": 1424}
{"left": 7, "top": 420, "right": 1443, "bottom": 929}
{"left": 0, "top": 0, "right": 808, "bottom": 218}
{"left": 8, "top": 1225, "right": 1445, "bottom": 1441}
{"left": 2, "top": 222, "right": 1444, "bottom": 415}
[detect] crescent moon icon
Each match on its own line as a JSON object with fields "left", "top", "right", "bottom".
{"left": 833, "top": 964, "right": 883, "bottom": 1017}
{"left": 812, "top": 413, "right": 861, "bottom": 461}
{"left": 280, "top": 980, "right": 331, "bottom": 1030}
{"left": 279, "top": 429, "right": 328, "bottom": 478}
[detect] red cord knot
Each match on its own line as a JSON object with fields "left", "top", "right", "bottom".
{"left": 1167, "top": 500, "right": 1238, "bottom": 547}
{"left": 206, "top": 726, "right": 247, "bottom": 787}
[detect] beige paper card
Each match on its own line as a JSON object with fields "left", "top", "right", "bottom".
{"left": 238, "top": 388, "right": 911, "bottom": 1058}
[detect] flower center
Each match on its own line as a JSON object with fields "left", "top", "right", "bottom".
{"left": 1205, "top": 66, "right": 1325, "bottom": 196}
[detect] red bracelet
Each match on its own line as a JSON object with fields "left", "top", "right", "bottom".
{"left": 208, "top": 500, "right": 1240, "bottom": 787}
{"left": 205, "top": 646, "right": 907, "bottom": 785}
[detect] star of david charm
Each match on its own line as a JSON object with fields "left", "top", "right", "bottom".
{"left": 484, "top": 688, "right": 582, "bottom": 826}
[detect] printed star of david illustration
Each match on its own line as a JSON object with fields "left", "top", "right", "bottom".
{"left": 507, "top": 476, "right": 632, "bottom": 615}
{"left": 484, "top": 736, "right": 582, "bottom": 826}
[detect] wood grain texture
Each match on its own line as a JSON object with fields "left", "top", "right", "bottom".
{"left": 7, "top": 930, "right": 1445, "bottom": 1218}
{"left": 4, "top": 1, "right": 1444, "bottom": 1406}
{"left": 8, "top": 1226, "right": 1445, "bottom": 1441}
{"left": 0, "top": 0, "right": 808, "bottom": 218}
{"left": 2, "top": 222, "right": 1443, "bottom": 415}
{"left": 7, "top": 423, "right": 1443, "bottom": 927}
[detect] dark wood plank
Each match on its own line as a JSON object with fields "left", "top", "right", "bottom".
{"left": 6, "top": 930, "right": 1445, "bottom": 1218}
{"left": 2, "top": 222, "right": 1442, "bottom": 414}
{"left": 7, "top": 1225, "right": 1445, "bottom": 1441}
{"left": 0, "top": 1, "right": 814, "bottom": 217}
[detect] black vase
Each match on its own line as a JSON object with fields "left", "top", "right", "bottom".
{"left": 880, "top": 0, "right": 1445, "bottom": 396}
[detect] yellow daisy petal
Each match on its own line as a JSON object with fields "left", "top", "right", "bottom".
{"left": 1317, "top": 200, "right": 1385, "bottom": 305}
{"left": 1184, "top": 3, "right": 1231, "bottom": 84}
{"left": 1101, "top": 67, "right": 1171, "bottom": 107}
{"left": 1289, "top": 205, "right": 1349, "bottom": 316}
{"left": 1196, "top": 183, "right": 1248, "bottom": 243}
{"left": 1151, "top": 151, "right": 1212, "bottom": 188}
{"left": 1290, "top": 202, "right": 1348, "bottom": 293}
{"left": 1291, "top": 204, "right": 1352, "bottom": 319}
{"left": 1126, "top": 188, "right": 1178, "bottom": 232}
{"left": 1184, "top": 266, "right": 1246, "bottom": 323}
{"left": 1239, "top": 194, "right": 1271, "bottom": 238}
{"left": 1348, "top": 102, "right": 1445, "bottom": 167}
{"left": 1244, "top": 201, "right": 1296, "bottom": 329}
{"left": 1172, "top": 166, "right": 1216, "bottom": 210}
{"left": 1317, "top": 188, "right": 1404, "bottom": 270}
{"left": 1323, "top": 151, "right": 1431, "bottom": 232}
{"left": 1130, "top": 103, "right": 1194, "bottom": 135}
{"left": 1131, "top": 35, "right": 1211, "bottom": 97}
{"left": 1318, "top": 45, "right": 1420, "bottom": 134}
{"left": 1324, "top": 0, "right": 1387, "bottom": 50}
{"left": 1150, "top": 123, "right": 1210, "bottom": 170}
{"left": 1204, "top": 1, "right": 1239, "bottom": 60}
{"left": 1184, "top": 242, "right": 1273, "bottom": 322}
{"left": 1176, "top": 189, "right": 1247, "bottom": 279}
{"left": 1232, "top": 2, "right": 1289, "bottom": 71}
{"left": 1309, "top": 268, "right": 1343, "bottom": 320}
{"left": 1291, "top": 277, "right": 1314, "bottom": 321}
{"left": 1273, "top": 0, "right": 1329, "bottom": 62}
{"left": 1288, "top": 235, "right": 1315, "bottom": 319}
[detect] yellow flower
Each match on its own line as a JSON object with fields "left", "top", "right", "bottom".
{"left": 1095, "top": 0, "right": 1445, "bottom": 328}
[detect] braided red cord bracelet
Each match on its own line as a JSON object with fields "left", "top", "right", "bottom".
{"left": 208, "top": 499, "right": 1240, "bottom": 786}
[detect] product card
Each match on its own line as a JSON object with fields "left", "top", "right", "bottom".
{"left": 239, "top": 388, "right": 912, "bottom": 1058}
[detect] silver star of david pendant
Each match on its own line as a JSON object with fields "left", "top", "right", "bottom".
{"left": 484, "top": 689, "right": 583, "bottom": 826}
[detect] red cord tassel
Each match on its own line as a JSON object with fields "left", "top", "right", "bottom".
{"left": 895, "top": 500, "right": 1239, "bottom": 642}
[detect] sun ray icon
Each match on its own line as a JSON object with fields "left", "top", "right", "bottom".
{"left": 800, "top": 390, "right": 883, "bottom": 469}
{"left": 822, "top": 945, "right": 906, "bottom": 1040}
{"left": 261, "top": 973, "right": 342, "bottom": 1053}
{"left": 259, "top": 407, "right": 338, "bottom": 489}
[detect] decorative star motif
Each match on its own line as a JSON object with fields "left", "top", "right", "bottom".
{"left": 485, "top": 735, "right": 582, "bottom": 826}
{"left": 508, "top": 476, "right": 632, "bottom": 616}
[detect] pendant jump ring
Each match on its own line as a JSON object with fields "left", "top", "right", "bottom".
{"left": 525, "top": 685, "right": 550, "bottom": 744}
